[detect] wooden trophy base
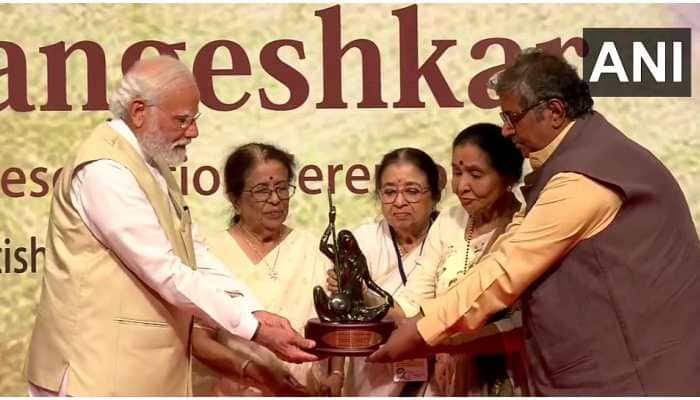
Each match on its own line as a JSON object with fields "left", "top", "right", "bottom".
{"left": 305, "top": 318, "right": 396, "bottom": 356}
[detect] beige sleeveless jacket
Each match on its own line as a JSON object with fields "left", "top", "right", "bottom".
{"left": 27, "top": 123, "right": 196, "bottom": 396}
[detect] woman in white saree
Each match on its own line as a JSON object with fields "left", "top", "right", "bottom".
{"left": 336, "top": 148, "right": 444, "bottom": 396}
{"left": 191, "top": 143, "right": 335, "bottom": 396}
{"left": 331, "top": 125, "right": 529, "bottom": 396}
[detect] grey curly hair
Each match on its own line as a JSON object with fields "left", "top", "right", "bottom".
{"left": 490, "top": 48, "right": 593, "bottom": 119}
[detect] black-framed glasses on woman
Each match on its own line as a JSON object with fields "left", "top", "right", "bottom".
{"left": 245, "top": 184, "right": 296, "bottom": 202}
{"left": 499, "top": 99, "right": 547, "bottom": 128}
{"left": 379, "top": 186, "right": 429, "bottom": 204}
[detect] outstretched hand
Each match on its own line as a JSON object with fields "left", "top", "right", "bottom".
{"left": 252, "top": 311, "right": 318, "bottom": 363}
{"left": 367, "top": 317, "right": 434, "bottom": 363}
{"left": 253, "top": 310, "right": 295, "bottom": 330}
{"left": 243, "top": 361, "right": 309, "bottom": 396}
{"left": 318, "top": 370, "right": 344, "bottom": 396}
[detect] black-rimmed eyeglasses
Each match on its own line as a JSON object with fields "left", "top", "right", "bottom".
{"left": 379, "top": 186, "right": 429, "bottom": 204}
{"left": 244, "top": 185, "right": 296, "bottom": 202}
{"left": 499, "top": 100, "right": 547, "bottom": 128}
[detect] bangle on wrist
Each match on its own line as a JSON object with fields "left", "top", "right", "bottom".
{"left": 330, "top": 370, "right": 344, "bottom": 377}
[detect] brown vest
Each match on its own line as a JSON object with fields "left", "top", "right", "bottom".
{"left": 520, "top": 112, "right": 700, "bottom": 394}
{"left": 26, "top": 123, "right": 196, "bottom": 395}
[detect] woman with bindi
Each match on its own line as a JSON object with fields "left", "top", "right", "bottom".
{"left": 191, "top": 143, "right": 335, "bottom": 396}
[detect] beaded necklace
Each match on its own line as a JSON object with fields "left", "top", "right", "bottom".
{"left": 462, "top": 220, "right": 476, "bottom": 273}
{"left": 447, "top": 220, "right": 476, "bottom": 288}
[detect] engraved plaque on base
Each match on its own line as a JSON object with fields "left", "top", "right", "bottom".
{"left": 305, "top": 318, "right": 396, "bottom": 356}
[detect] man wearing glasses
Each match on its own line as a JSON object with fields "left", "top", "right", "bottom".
{"left": 370, "top": 49, "right": 700, "bottom": 394}
{"left": 26, "top": 56, "right": 317, "bottom": 396}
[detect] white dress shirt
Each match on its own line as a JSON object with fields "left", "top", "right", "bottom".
{"left": 30, "top": 120, "right": 262, "bottom": 396}
{"left": 70, "top": 119, "right": 261, "bottom": 338}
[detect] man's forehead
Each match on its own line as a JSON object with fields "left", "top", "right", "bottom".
{"left": 158, "top": 84, "right": 200, "bottom": 110}
{"left": 159, "top": 81, "right": 199, "bottom": 97}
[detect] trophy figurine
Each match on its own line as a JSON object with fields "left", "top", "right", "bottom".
{"left": 305, "top": 189, "right": 396, "bottom": 356}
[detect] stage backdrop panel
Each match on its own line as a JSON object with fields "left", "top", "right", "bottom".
{"left": 1, "top": 3, "right": 698, "bottom": 395}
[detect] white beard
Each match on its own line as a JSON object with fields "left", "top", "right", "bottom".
{"left": 138, "top": 116, "right": 189, "bottom": 167}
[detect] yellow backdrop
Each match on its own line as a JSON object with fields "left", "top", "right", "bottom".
{"left": 1, "top": 3, "right": 698, "bottom": 395}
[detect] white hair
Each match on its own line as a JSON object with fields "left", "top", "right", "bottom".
{"left": 138, "top": 115, "right": 189, "bottom": 167}
{"left": 109, "top": 55, "right": 195, "bottom": 121}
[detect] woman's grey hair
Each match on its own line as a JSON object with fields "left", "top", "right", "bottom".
{"left": 109, "top": 55, "right": 195, "bottom": 121}
{"left": 489, "top": 48, "right": 593, "bottom": 119}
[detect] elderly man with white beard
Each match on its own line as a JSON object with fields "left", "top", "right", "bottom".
{"left": 25, "top": 56, "right": 317, "bottom": 396}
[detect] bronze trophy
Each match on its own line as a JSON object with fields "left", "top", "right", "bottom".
{"left": 305, "top": 190, "right": 396, "bottom": 356}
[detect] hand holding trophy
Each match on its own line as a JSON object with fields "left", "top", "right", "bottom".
{"left": 305, "top": 189, "right": 396, "bottom": 356}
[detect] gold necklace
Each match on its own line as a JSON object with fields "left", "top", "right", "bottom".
{"left": 237, "top": 224, "right": 282, "bottom": 281}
